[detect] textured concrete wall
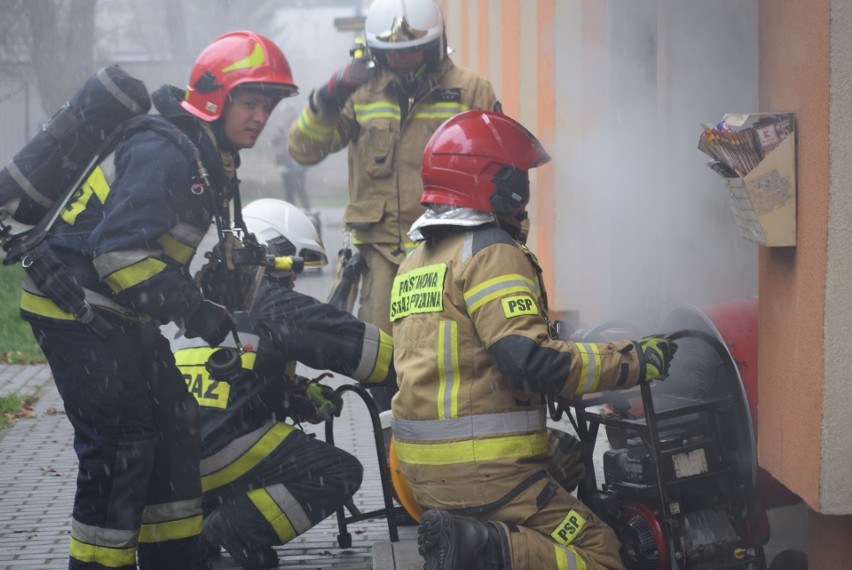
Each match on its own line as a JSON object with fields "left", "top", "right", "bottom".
{"left": 757, "top": 0, "right": 829, "bottom": 508}
{"left": 822, "top": 0, "right": 852, "bottom": 514}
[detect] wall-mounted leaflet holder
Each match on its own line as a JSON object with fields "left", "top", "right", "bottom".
{"left": 698, "top": 113, "right": 796, "bottom": 247}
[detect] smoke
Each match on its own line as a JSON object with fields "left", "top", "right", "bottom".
{"left": 548, "top": 0, "right": 759, "bottom": 333}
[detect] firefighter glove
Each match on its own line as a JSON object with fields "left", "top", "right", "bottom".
{"left": 317, "top": 58, "right": 374, "bottom": 112}
{"left": 294, "top": 375, "right": 343, "bottom": 424}
{"left": 185, "top": 299, "right": 234, "bottom": 347}
{"left": 637, "top": 336, "right": 677, "bottom": 382}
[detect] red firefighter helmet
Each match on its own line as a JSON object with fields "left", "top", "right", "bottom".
{"left": 420, "top": 110, "right": 550, "bottom": 215}
{"left": 182, "top": 31, "right": 298, "bottom": 121}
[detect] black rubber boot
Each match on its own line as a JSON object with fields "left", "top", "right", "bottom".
{"left": 235, "top": 545, "right": 279, "bottom": 570}
{"left": 418, "top": 509, "right": 504, "bottom": 570}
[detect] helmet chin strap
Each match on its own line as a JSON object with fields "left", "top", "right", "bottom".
{"left": 497, "top": 210, "right": 529, "bottom": 244}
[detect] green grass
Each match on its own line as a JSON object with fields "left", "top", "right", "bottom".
{"left": 0, "top": 263, "right": 46, "bottom": 363}
{"left": 0, "top": 393, "right": 23, "bottom": 427}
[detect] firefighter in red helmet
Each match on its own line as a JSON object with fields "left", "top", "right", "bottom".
{"left": 21, "top": 32, "right": 295, "bottom": 570}
{"left": 389, "top": 110, "right": 678, "bottom": 569}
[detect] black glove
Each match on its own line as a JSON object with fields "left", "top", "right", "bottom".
{"left": 316, "top": 58, "right": 374, "bottom": 111}
{"left": 636, "top": 335, "right": 678, "bottom": 381}
{"left": 185, "top": 300, "right": 233, "bottom": 347}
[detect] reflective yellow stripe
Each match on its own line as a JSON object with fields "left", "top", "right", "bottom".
{"left": 157, "top": 234, "right": 195, "bottom": 264}
{"left": 464, "top": 273, "right": 538, "bottom": 313}
{"left": 69, "top": 537, "right": 136, "bottom": 568}
{"left": 104, "top": 258, "right": 166, "bottom": 292}
{"left": 366, "top": 329, "right": 394, "bottom": 383}
{"left": 299, "top": 111, "right": 338, "bottom": 143}
{"left": 394, "top": 432, "right": 548, "bottom": 466}
{"left": 555, "top": 545, "right": 587, "bottom": 570}
{"left": 20, "top": 290, "right": 75, "bottom": 320}
{"left": 574, "top": 344, "right": 602, "bottom": 394}
{"left": 411, "top": 102, "right": 470, "bottom": 120}
{"left": 354, "top": 101, "right": 401, "bottom": 121}
{"left": 437, "top": 321, "right": 460, "bottom": 420}
{"left": 222, "top": 42, "right": 265, "bottom": 72}
{"left": 202, "top": 422, "right": 295, "bottom": 491}
{"left": 138, "top": 514, "right": 202, "bottom": 543}
{"left": 61, "top": 166, "right": 111, "bottom": 226}
{"left": 175, "top": 347, "right": 257, "bottom": 370}
{"left": 247, "top": 488, "right": 298, "bottom": 543}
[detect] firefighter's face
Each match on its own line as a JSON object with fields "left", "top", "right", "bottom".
{"left": 222, "top": 90, "right": 277, "bottom": 149}
{"left": 385, "top": 46, "right": 425, "bottom": 76}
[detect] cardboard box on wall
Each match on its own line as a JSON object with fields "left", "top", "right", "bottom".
{"left": 701, "top": 113, "right": 797, "bottom": 247}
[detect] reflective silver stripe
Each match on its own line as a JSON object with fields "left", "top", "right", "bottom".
{"left": 93, "top": 248, "right": 162, "bottom": 277}
{"left": 71, "top": 519, "right": 138, "bottom": 548}
{"left": 141, "top": 497, "right": 202, "bottom": 524}
{"left": 172, "top": 332, "right": 260, "bottom": 352}
{"left": 6, "top": 159, "right": 52, "bottom": 207}
{"left": 464, "top": 277, "right": 535, "bottom": 311}
{"left": 559, "top": 545, "right": 582, "bottom": 570}
{"left": 22, "top": 274, "right": 141, "bottom": 317}
{"left": 461, "top": 231, "right": 474, "bottom": 264}
{"left": 391, "top": 409, "right": 546, "bottom": 442}
{"left": 439, "top": 320, "right": 456, "bottom": 420}
{"left": 97, "top": 66, "right": 147, "bottom": 115}
{"left": 169, "top": 222, "right": 206, "bottom": 248}
{"left": 353, "top": 323, "right": 381, "bottom": 380}
{"left": 265, "top": 484, "right": 312, "bottom": 535}
{"left": 577, "top": 343, "right": 599, "bottom": 393}
{"left": 200, "top": 420, "right": 274, "bottom": 476}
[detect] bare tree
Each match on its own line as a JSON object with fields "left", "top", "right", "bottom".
{"left": 22, "top": 0, "right": 96, "bottom": 114}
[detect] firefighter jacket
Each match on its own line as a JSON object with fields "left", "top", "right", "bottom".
{"left": 172, "top": 276, "right": 395, "bottom": 494}
{"left": 19, "top": 84, "right": 236, "bottom": 327}
{"left": 390, "top": 224, "right": 644, "bottom": 510}
{"left": 287, "top": 57, "right": 498, "bottom": 260}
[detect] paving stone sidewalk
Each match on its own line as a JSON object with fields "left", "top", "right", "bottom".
{"left": 0, "top": 363, "right": 419, "bottom": 570}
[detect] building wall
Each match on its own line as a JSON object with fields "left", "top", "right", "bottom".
{"left": 756, "top": 0, "right": 830, "bottom": 509}
{"left": 823, "top": 0, "right": 852, "bottom": 515}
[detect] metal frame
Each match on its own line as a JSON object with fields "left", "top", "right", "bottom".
{"left": 324, "top": 383, "right": 402, "bottom": 548}
{"left": 566, "top": 331, "right": 768, "bottom": 569}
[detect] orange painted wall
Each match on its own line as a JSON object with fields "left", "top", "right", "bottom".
{"left": 500, "top": 0, "right": 520, "bottom": 118}
{"left": 477, "top": 0, "right": 488, "bottom": 74}
{"left": 535, "top": 0, "right": 556, "bottom": 298}
{"left": 757, "top": 0, "right": 829, "bottom": 505}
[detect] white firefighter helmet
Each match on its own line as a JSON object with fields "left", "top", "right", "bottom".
{"left": 364, "top": 0, "right": 444, "bottom": 52}
{"left": 242, "top": 199, "right": 327, "bottom": 269}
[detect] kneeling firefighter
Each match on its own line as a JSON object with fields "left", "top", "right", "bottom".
{"left": 18, "top": 32, "right": 297, "bottom": 569}
{"left": 389, "top": 110, "right": 678, "bottom": 570}
{"left": 172, "top": 199, "right": 396, "bottom": 569}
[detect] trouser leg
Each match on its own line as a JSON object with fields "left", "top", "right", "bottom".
{"left": 204, "top": 429, "right": 363, "bottom": 557}
{"left": 356, "top": 245, "right": 399, "bottom": 412}
{"left": 487, "top": 477, "right": 625, "bottom": 569}
{"left": 32, "top": 322, "right": 205, "bottom": 570}
{"left": 136, "top": 330, "right": 206, "bottom": 570}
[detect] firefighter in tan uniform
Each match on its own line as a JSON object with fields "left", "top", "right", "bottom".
{"left": 389, "top": 110, "right": 678, "bottom": 570}
{"left": 288, "top": 0, "right": 499, "bottom": 411}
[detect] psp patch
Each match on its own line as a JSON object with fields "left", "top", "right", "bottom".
{"left": 501, "top": 295, "right": 538, "bottom": 318}
{"left": 551, "top": 509, "right": 588, "bottom": 546}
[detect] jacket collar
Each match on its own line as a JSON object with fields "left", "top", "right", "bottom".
{"left": 370, "top": 56, "right": 453, "bottom": 96}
